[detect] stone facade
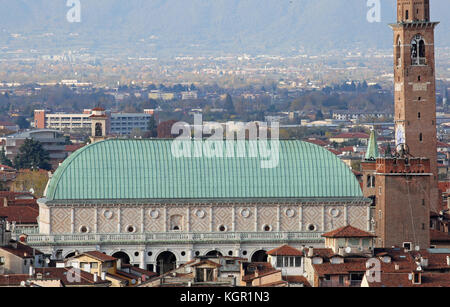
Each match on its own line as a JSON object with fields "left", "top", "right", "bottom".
{"left": 38, "top": 201, "right": 370, "bottom": 236}
{"left": 32, "top": 199, "right": 371, "bottom": 271}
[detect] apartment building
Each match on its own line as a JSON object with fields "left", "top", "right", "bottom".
{"left": 34, "top": 109, "right": 154, "bottom": 136}
{"left": 0, "top": 129, "right": 68, "bottom": 169}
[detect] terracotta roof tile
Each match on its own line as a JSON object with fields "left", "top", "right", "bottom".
{"left": 0, "top": 241, "right": 43, "bottom": 258}
{"left": 0, "top": 206, "right": 38, "bottom": 224}
{"left": 283, "top": 275, "right": 311, "bottom": 287}
{"left": 267, "top": 245, "right": 303, "bottom": 256}
{"left": 80, "top": 251, "right": 117, "bottom": 262}
{"left": 33, "top": 267, "right": 111, "bottom": 286}
{"left": 322, "top": 225, "right": 376, "bottom": 238}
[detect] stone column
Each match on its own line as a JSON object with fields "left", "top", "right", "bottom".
{"left": 254, "top": 205, "right": 258, "bottom": 232}
{"left": 139, "top": 249, "right": 146, "bottom": 269}
{"left": 187, "top": 207, "right": 191, "bottom": 232}
{"left": 117, "top": 209, "right": 121, "bottom": 233}
{"left": 210, "top": 206, "right": 213, "bottom": 232}
{"left": 140, "top": 207, "right": 145, "bottom": 233}
{"left": 94, "top": 208, "right": 98, "bottom": 233}
{"left": 71, "top": 208, "right": 75, "bottom": 233}
{"left": 277, "top": 205, "right": 281, "bottom": 231}
{"left": 232, "top": 205, "right": 236, "bottom": 232}
{"left": 299, "top": 205, "right": 303, "bottom": 231}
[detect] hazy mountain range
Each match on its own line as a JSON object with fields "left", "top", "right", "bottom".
{"left": 0, "top": 0, "right": 448, "bottom": 56}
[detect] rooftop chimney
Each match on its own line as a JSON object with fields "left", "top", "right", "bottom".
{"left": 447, "top": 256, "right": 450, "bottom": 266}
{"left": 395, "top": 264, "right": 400, "bottom": 271}
{"left": 101, "top": 271, "right": 106, "bottom": 281}
{"left": 93, "top": 274, "right": 98, "bottom": 283}
{"left": 307, "top": 248, "right": 314, "bottom": 258}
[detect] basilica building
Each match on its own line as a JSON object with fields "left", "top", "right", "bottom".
{"left": 29, "top": 138, "right": 371, "bottom": 273}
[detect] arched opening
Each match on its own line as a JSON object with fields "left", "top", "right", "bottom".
{"left": 366, "top": 175, "right": 372, "bottom": 188}
{"left": 251, "top": 250, "right": 268, "bottom": 262}
{"left": 419, "top": 39, "right": 425, "bottom": 58}
{"left": 64, "top": 252, "right": 76, "bottom": 259}
{"left": 169, "top": 215, "right": 183, "bottom": 231}
{"left": 205, "top": 250, "right": 223, "bottom": 257}
{"left": 112, "top": 251, "right": 131, "bottom": 265}
{"left": 156, "top": 251, "right": 177, "bottom": 275}
{"left": 411, "top": 35, "right": 425, "bottom": 65}
{"left": 395, "top": 37, "right": 401, "bottom": 67}
{"left": 95, "top": 122, "right": 103, "bottom": 137}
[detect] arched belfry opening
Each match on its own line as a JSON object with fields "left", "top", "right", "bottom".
{"left": 411, "top": 35, "right": 426, "bottom": 65}
{"left": 95, "top": 123, "right": 103, "bottom": 137}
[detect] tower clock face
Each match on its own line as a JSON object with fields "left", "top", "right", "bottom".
{"left": 395, "top": 124, "right": 405, "bottom": 145}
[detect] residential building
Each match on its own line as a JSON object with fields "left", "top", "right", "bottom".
{"left": 0, "top": 129, "right": 67, "bottom": 169}
{"left": 139, "top": 256, "right": 244, "bottom": 287}
{"left": 0, "top": 216, "right": 46, "bottom": 275}
{"left": 34, "top": 109, "right": 153, "bottom": 136}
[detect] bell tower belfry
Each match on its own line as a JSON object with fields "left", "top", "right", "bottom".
{"left": 89, "top": 107, "right": 109, "bottom": 143}
{"left": 363, "top": 0, "right": 440, "bottom": 249}
{"left": 390, "top": 0, "right": 439, "bottom": 211}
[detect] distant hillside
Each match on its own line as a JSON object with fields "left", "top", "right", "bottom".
{"left": 0, "top": 0, "right": 448, "bottom": 56}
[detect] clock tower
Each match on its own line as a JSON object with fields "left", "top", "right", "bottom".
{"left": 390, "top": 0, "right": 439, "bottom": 211}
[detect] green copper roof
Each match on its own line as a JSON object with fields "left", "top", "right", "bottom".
{"left": 365, "top": 130, "right": 380, "bottom": 160}
{"left": 45, "top": 139, "right": 362, "bottom": 201}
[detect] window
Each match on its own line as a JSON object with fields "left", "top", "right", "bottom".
{"left": 325, "top": 275, "right": 331, "bottom": 281}
{"left": 339, "top": 276, "right": 345, "bottom": 285}
{"left": 91, "top": 262, "right": 98, "bottom": 269}
{"left": 405, "top": 10, "right": 409, "bottom": 20}
{"left": 0, "top": 256, "right": 5, "bottom": 265}
{"left": 277, "top": 257, "right": 283, "bottom": 267}
{"left": 205, "top": 269, "right": 214, "bottom": 282}
{"left": 411, "top": 35, "right": 426, "bottom": 65}
{"left": 418, "top": 112, "right": 421, "bottom": 119}
{"left": 403, "top": 242, "right": 412, "bottom": 251}
{"left": 289, "top": 257, "right": 295, "bottom": 267}
{"left": 295, "top": 257, "right": 302, "bottom": 267}
{"left": 419, "top": 133, "right": 423, "bottom": 142}
{"left": 395, "top": 37, "right": 401, "bottom": 67}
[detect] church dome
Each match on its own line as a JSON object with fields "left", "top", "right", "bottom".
{"left": 45, "top": 139, "right": 362, "bottom": 201}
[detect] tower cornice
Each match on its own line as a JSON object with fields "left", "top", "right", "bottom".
{"left": 389, "top": 21, "right": 439, "bottom": 30}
